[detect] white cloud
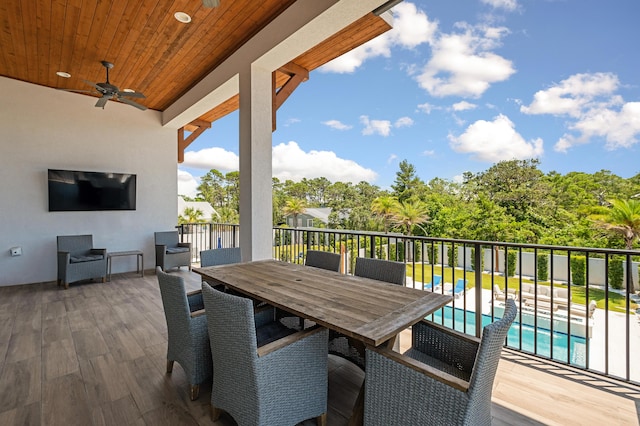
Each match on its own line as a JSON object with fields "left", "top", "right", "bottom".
{"left": 361, "top": 115, "right": 392, "bottom": 136}
{"left": 452, "top": 101, "right": 477, "bottom": 111}
{"left": 417, "top": 102, "right": 436, "bottom": 114}
{"left": 416, "top": 23, "right": 515, "bottom": 98}
{"left": 360, "top": 115, "right": 413, "bottom": 136}
{"left": 520, "top": 72, "right": 640, "bottom": 152}
{"left": 284, "top": 117, "right": 301, "bottom": 126}
{"left": 481, "top": 0, "right": 519, "bottom": 12}
{"left": 521, "top": 72, "right": 620, "bottom": 118}
{"left": 177, "top": 169, "right": 200, "bottom": 198}
{"left": 272, "top": 141, "right": 377, "bottom": 183}
{"left": 394, "top": 116, "right": 414, "bottom": 128}
{"left": 182, "top": 147, "right": 239, "bottom": 171}
{"left": 422, "top": 150, "right": 435, "bottom": 156}
{"left": 448, "top": 114, "right": 543, "bottom": 162}
{"left": 182, "top": 142, "right": 378, "bottom": 189}
{"left": 320, "top": 2, "right": 437, "bottom": 73}
{"left": 387, "top": 154, "right": 398, "bottom": 164}
{"left": 323, "top": 119, "right": 353, "bottom": 130}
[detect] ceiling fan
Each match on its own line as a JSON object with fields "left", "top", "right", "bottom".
{"left": 61, "top": 60, "right": 147, "bottom": 111}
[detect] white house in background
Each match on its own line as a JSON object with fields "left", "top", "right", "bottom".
{"left": 178, "top": 196, "right": 218, "bottom": 221}
{"left": 286, "top": 207, "right": 332, "bottom": 227}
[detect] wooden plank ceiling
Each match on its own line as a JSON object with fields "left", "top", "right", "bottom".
{"left": 0, "top": 0, "right": 391, "bottom": 128}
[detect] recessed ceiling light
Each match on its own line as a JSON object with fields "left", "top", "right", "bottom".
{"left": 174, "top": 12, "right": 191, "bottom": 23}
{"left": 56, "top": 71, "right": 71, "bottom": 78}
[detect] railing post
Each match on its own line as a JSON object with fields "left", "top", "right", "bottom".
{"left": 370, "top": 235, "right": 375, "bottom": 258}
{"left": 474, "top": 242, "right": 482, "bottom": 337}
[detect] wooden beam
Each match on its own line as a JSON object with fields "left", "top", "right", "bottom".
{"left": 177, "top": 119, "right": 211, "bottom": 163}
{"left": 272, "top": 61, "right": 309, "bottom": 131}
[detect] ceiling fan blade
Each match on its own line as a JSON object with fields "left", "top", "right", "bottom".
{"left": 118, "top": 90, "right": 146, "bottom": 99}
{"left": 118, "top": 96, "right": 147, "bottom": 111}
{"left": 202, "top": 0, "right": 220, "bottom": 7}
{"left": 82, "top": 79, "right": 105, "bottom": 92}
{"left": 95, "top": 96, "right": 110, "bottom": 109}
{"left": 58, "top": 88, "right": 95, "bottom": 94}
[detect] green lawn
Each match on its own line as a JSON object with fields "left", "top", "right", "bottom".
{"left": 273, "top": 246, "right": 634, "bottom": 313}
{"left": 406, "top": 264, "right": 634, "bottom": 313}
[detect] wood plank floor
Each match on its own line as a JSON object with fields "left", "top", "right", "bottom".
{"left": 0, "top": 269, "right": 638, "bottom": 426}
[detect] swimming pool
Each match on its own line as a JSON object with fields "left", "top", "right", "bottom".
{"left": 427, "top": 306, "right": 587, "bottom": 367}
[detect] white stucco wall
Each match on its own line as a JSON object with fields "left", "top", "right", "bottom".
{"left": 0, "top": 76, "right": 178, "bottom": 286}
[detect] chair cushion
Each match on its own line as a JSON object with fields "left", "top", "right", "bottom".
{"left": 256, "top": 321, "right": 296, "bottom": 347}
{"left": 70, "top": 254, "right": 104, "bottom": 263}
{"left": 404, "top": 347, "right": 472, "bottom": 382}
{"left": 166, "top": 247, "right": 190, "bottom": 254}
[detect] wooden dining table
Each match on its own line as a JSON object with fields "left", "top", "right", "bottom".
{"left": 193, "top": 259, "right": 452, "bottom": 425}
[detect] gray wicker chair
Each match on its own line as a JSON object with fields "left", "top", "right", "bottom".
{"left": 156, "top": 267, "right": 212, "bottom": 401}
{"left": 328, "top": 257, "right": 407, "bottom": 369}
{"left": 305, "top": 250, "right": 341, "bottom": 272}
{"left": 200, "top": 247, "right": 241, "bottom": 267}
{"left": 354, "top": 257, "right": 405, "bottom": 285}
{"left": 364, "top": 299, "right": 518, "bottom": 426}
{"left": 56, "top": 234, "right": 107, "bottom": 289}
{"left": 155, "top": 231, "right": 191, "bottom": 271}
{"left": 201, "top": 282, "right": 329, "bottom": 426}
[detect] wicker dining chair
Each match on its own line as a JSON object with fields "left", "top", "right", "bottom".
{"left": 364, "top": 299, "right": 518, "bottom": 426}
{"left": 305, "top": 250, "right": 341, "bottom": 272}
{"left": 201, "top": 282, "right": 329, "bottom": 426}
{"left": 328, "top": 257, "right": 407, "bottom": 369}
{"left": 354, "top": 256, "right": 406, "bottom": 285}
{"left": 156, "top": 267, "right": 212, "bottom": 401}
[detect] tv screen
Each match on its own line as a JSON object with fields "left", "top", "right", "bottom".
{"left": 48, "top": 169, "right": 137, "bottom": 211}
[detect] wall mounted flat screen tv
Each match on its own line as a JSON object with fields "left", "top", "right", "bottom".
{"left": 48, "top": 169, "right": 137, "bottom": 211}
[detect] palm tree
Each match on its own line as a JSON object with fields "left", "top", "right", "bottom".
{"left": 594, "top": 199, "right": 640, "bottom": 249}
{"left": 179, "top": 207, "right": 204, "bottom": 224}
{"left": 391, "top": 199, "right": 430, "bottom": 236}
{"left": 283, "top": 198, "right": 307, "bottom": 228}
{"left": 593, "top": 198, "right": 640, "bottom": 293}
{"left": 371, "top": 196, "right": 399, "bottom": 233}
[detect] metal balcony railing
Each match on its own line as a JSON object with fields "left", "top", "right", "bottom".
{"left": 178, "top": 222, "right": 640, "bottom": 385}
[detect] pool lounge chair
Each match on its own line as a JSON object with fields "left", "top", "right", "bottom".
{"left": 424, "top": 275, "right": 442, "bottom": 291}
{"left": 448, "top": 278, "right": 466, "bottom": 298}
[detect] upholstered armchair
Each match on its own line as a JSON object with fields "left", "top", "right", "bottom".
{"left": 201, "top": 282, "right": 329, "bottom": 426}
{"left": 156, "top": 267, "right": 212, "bottom": 401}
{"left": 155, "top": 231, "right": 191, "bottom": 271}
{"left": 57, "top": 234, "right": 107, "bottom": 289}
{"left": 364, "top": 299, "right": 518, "bottom": 426}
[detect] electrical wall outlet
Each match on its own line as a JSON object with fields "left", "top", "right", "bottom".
{"left": 10, "top": 247, "right": 22, "bottom": 256}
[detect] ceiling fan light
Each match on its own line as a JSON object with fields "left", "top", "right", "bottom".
{"left": 202, "top": 0, "right": 220, "bottom": 8}
{"left": 174, "top": 12, "right": 191, "bottom": 23}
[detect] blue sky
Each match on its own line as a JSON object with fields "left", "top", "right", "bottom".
{"left": 178, "top": 0, "right": 640, "bottom": 197}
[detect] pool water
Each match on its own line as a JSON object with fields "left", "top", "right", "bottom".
{"left": 427, "top": 306, "right": 587, "bottom": 367}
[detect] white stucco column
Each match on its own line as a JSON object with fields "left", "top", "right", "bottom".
{"left": 238, "top": 64, "right": 273, "bottom": 260}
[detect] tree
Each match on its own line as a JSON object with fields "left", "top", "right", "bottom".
{"left": 592, "top": 199, "right": 640, "bottom": 293}
{"left": 391, "top": 160, "right": 423, "bottom": 203}
{"left": 371, "top": 196, "right": 399, "bottom": 233}
{"left": 283, "top": 198, "right": 307, "bottom": 228}
{"left": 391, "top": 199, "right": 430, "bottom": 236}
{"left": 593, "top": 199, "right": 640, "bottom": 250}
{"left": 178, "top": 207, "right": 204, "bottom": 224}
